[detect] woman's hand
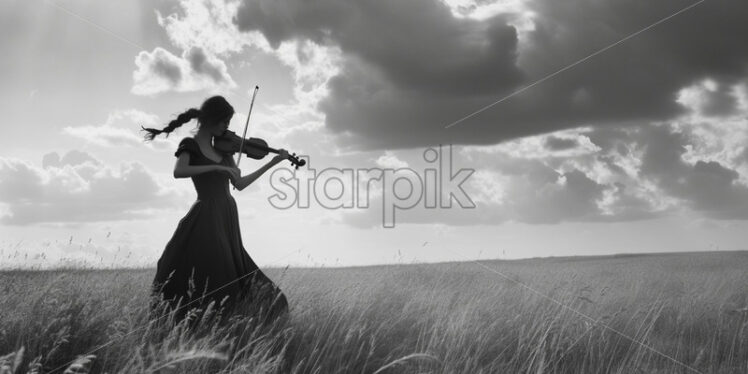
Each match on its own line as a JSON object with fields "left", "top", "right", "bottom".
{"left": 216, "top": 165, "right": 241, "bottom": 182}
{"left": 272, "top": 149, "right": 289, "bottom": 165}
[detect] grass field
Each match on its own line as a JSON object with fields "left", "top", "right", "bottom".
{"left": 1, "top": 250, "right": 747, "bottom": 373}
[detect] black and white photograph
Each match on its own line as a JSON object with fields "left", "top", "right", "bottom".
{"left": 1, "top": 0, "right": 747, "bottom": 372}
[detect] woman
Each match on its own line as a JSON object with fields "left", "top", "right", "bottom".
{"left": 142, "top": 95, "right": 289, "bottom": 325}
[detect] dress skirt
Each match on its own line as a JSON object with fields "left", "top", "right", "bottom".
{"left": 151, "top": 137, "right": 288, "bottom": 324}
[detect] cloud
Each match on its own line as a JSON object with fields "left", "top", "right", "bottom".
{"left": 156, "top": 0, "right": 253, "bottom": 57}
{"left": 152, "top": 0, "right": 342, "bottom": 140}
{"left": 341, "top": 163, "right": 625, "bottom": 228}
{"left": 635, "top": 124, "right": 748, "bottom": 219}
{"left": 141, "top": 0, "right": 748, "bottom": 228}
{"left": 465, "top": 127, "right": 601, "bottom": 159}
{"left": 676, "top": 79, "right": 741, "bottom": 118}
{"left": 188, "top": 46, "right": 230, "bottom": 83}
{"left": 739, "top": 147, "right": 748, "bottom": 166}
{"left": 132, "top": 46, "right": 237, "bottom": 96}
{"left": 340, "top": 112, "right": 748, "bottom": 227}
{"left": 0, "top": 151, "right": 187, "bottom": 225}
{"left": 477, "top": 152, "right": 666, "bottom": 224}
{"left": 235, "top": 0, "right": 524, "bottom": 93}
{"left": 232, "top": 0, "right": 748, "bottom": 150}
{"left": 340, "top": 139, "right": 664, "bottom": 228}
{"left": 441, "top": 0, "right": 532, "bottom": 22}
{"left": 512, "top": 168, "right": 606, "bottom": 223}
{"left": 544, "top": 136, "right": 579, "bottom": 151}
{"left": 41, "top": 150, "right": 100, "bottom": 169}
{"left": 375, "top": 152, "right": 409, "bottom": 169}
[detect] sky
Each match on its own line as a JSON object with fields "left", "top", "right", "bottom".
{"left": 1, "top": 0, "right": 747, "bottom": 269}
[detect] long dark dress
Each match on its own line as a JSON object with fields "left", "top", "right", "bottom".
{"left": 151, "top": 137, "right": 288, "bottom": 324}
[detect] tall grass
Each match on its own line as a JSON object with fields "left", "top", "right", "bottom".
{"left": 1, "top": 251, "right": 747, "bottom": 373}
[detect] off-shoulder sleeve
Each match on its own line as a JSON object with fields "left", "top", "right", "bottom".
{"left": 174, "top": 138, "right": 200, "bottom": 158}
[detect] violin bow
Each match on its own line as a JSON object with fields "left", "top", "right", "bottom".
{"left": 236, "top": 85, "right": 259, "bottom": 169}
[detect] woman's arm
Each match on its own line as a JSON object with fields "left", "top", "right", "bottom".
{"left": 173, "top": 153, "right": 221, "bottom": 178}
{"left": 227, "top": 149, "right": 289, "bottom": 191}
{"left": 228, "top": 156, "right": 282, "bottom": 191}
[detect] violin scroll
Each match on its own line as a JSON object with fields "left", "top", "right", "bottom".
{"left": 288, "top": 152, "right": 306, "bottom": 170}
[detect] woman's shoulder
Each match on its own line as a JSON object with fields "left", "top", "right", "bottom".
{"left": 175, "top": 137, "right": 200, "bottom": 158}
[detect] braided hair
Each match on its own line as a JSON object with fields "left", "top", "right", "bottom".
{"left": 141, "top": 95, "right": 235, "bottom": 141}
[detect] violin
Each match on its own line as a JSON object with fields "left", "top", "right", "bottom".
{"left": 214, "top": 130, "right": 306, "bottom": 169}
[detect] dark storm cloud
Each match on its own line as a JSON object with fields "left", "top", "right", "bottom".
{"left": 235, "top": 0, "right": 524, "bottom": 95}
{"left": 234, "top": 0, "right": 748, "bottom": 150}
{"left": 699, "top": 82, "right": 740, "bottom": 117}
{"left": 636, "top": 125, "right": 748, "bottom": 219}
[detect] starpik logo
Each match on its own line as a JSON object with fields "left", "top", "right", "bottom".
{"left": 267, "top": 145, "right": 475, "bottom": 228}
